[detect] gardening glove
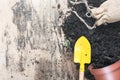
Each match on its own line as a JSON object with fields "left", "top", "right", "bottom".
{"left": 91, "top": 0, "right": 120, "bottom": 26}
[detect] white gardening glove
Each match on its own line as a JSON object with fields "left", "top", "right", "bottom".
{"left": 91, "top": 0, "right": 120, "bottom": 26}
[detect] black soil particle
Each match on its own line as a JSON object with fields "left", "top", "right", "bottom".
{"left": 62, "top": 0, "right": 120, "bottom": 80}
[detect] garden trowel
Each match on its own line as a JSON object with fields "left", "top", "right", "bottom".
{"left": 74, "top": 36, "right": 91, "bottom": 80}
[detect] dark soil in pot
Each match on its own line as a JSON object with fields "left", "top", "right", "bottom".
{"left": 61, "top": 0, "right": 120, "bottom": 80}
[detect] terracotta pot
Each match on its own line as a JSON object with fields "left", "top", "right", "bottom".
{"left": 88, "top": 60, "right": 120, "bottom": 80}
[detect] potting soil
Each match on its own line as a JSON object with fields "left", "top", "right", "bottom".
{"left": 62, "top": 0, "right": 120, "bottom": 80}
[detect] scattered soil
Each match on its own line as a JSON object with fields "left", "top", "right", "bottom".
{"left": 62, "top": 0, "right": 120, "bottom": 79}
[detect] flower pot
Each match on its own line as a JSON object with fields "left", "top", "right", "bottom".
{"left": 88, "top": 60, "right": 120, "bottom": 80}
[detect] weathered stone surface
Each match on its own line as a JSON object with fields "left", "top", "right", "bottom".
{"left": 0, "top": 0, "right": 78, "bottom": 80}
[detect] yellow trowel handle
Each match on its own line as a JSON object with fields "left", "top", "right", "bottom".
{"left": 79, "top": 64, "right": 84, "bottom": 80}
{"left": 79, "top": 72, "right": 84, "bottom": 80}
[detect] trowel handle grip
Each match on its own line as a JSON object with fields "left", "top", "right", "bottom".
{"left": 79, "top": 72, "right": 84, "bottom": 80}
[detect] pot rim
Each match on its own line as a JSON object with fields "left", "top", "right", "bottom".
{"left": 88, "top": 60, "right": 120, "bottom": 75}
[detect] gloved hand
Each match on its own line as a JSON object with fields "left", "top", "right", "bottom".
{"left": 91, "top": 0, "right": 120, "bottom": 26}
